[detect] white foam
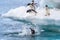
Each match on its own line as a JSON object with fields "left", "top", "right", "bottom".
{"left": 2, "top": 6, "right": 60, "bottom": 20}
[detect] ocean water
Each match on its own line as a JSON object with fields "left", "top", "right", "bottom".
{"left": 0, "top": 17, "right": 60, "bottom": 40}
{"left": 0, "top": 0, "right": 60, "bottom": 40}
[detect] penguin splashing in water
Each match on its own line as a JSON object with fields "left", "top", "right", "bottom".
{"left": 30, "top": 28, "right": 35, "bottom": 35}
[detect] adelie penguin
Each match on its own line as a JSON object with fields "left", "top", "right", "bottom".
{"left": 26, "top": 0, "right": 37, "bottom": 15}
{"left": 30, "top": 28, "right": 35, "bottom": 35}
{"left": 45, "top": 5, "right": 50, "bottom": 16}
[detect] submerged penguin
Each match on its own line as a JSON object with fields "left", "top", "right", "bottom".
{"left": 30, "top": 28, "right": 35, "bottom": 34}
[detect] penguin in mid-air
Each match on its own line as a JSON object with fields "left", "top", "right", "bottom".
{"left": 26, "top": 0, "right": 37, "bottom": 15}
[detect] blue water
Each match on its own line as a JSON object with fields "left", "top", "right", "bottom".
{"left": 0, "top": 17, "right": 60, "bottom": 40}
{"left": 0, "top": 0, "right": 60, "bottom": 40}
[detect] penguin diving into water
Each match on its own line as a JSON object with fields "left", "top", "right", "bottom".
{"left": 30, "top": 28, "right": 35, "bottom": 35}
{"left": 27, "top": 0, "right": 37, "bottom": 15}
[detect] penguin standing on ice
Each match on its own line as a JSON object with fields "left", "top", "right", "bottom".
{"left": 27, "top": 0, "right": 37, "bottom": 15}
{"left": 45, "top": 5, "right": 50, "bottom": 16}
